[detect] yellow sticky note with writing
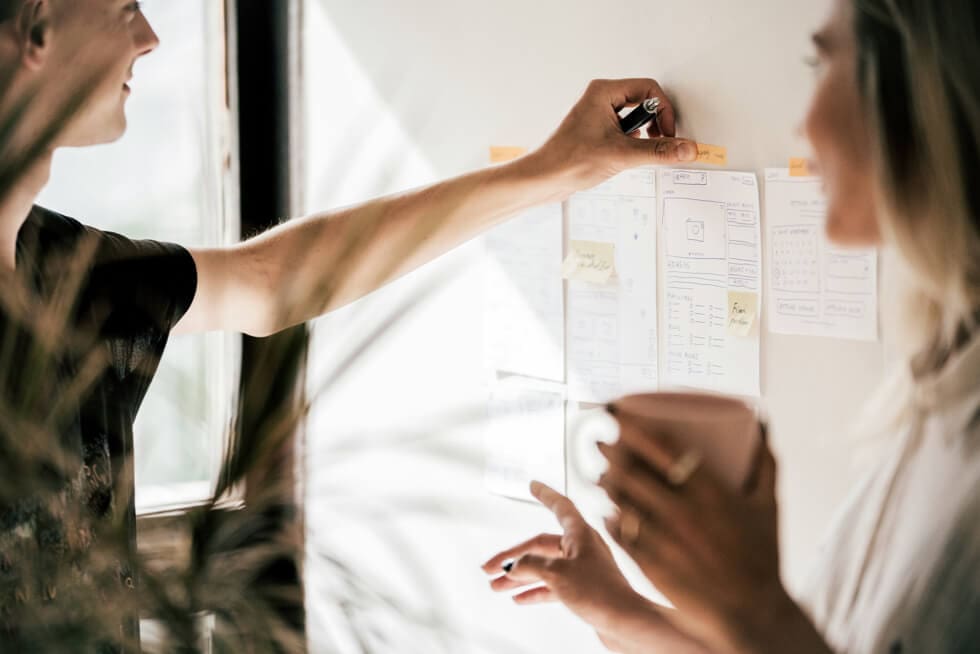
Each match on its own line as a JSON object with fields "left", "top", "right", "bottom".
{"left": 490, "top": 146, "right": 528, "bottom": 164}
{"left": 727, "top": 291, "right": 759, "bottom": 337}
{"left": 562, "top": 240, "right": 616, "bottom": 285}
{"left": 696, "top": 143, "right": 728, "bottom": 166}
{"left": 789, "top": 158, "right": 812, "bottom": 177}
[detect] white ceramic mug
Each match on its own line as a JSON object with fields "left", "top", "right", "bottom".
{"left": 572, "top": 392, "right": 764, "bottom": 491}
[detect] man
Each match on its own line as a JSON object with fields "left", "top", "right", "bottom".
{"left": 0, "top": 0, "right": 696, "bottom": 648}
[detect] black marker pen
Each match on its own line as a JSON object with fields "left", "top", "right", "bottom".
{"left": 619, "top": 97, "right": 662, "bottom": 135}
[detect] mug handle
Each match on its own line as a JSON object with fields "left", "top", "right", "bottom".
{"left": 565, "top": 405, "right": 620, "bottom": 488}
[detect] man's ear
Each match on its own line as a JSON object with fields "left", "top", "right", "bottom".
{"left": 17, "top": 0, "right": 51, "bottom": 70}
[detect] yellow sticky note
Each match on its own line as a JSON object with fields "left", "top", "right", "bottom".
{"left": 562, "top": 240, "right": 616, "bottom": 285}
{"left": 727, "top": 291, "right": 759, "bottom": 337}
{"left": 696, "top": 143, "right": 728, "bottom": 166}
{"left": 789, "top": 158, "right": 812, "bottom": 177}
{"left": 490, "top": 146, "right": 528, "bottom": 164}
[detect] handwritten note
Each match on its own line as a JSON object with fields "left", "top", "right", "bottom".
{"left": 490, "top": 146, "right": 528, "bottom": 164}
{"left": 484, "top": 377, "right": 566, "bottom": 501}
{"left": 660, "top": 169, "right": 761, "bottom": 396}
{"left": 765, "top": 169, "right": 878, "bottom": 341}
{"left": 562, "top": 240, "right": 616, "bottom": 285}
{"left": 696, "top": 143, "right": 728, "bottom": 167}
{"left": 727, "top": 291, "right": 759, "bottom": 337}
{"left": 566, "top": 167, "right": 659, "bottom": 403}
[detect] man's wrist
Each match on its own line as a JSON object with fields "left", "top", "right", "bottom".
{"left": 504, "top": 147, "right": 588, "bottom": 204}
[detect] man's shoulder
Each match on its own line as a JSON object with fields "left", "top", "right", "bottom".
{"left": 26, "top": 205, "right": 185, "bottom": 265}
{"left": 23, "top": 205, "right": 197, "bottom": 330}
{"left": 16, "top": 206, "right": 111, "bottom": 279}
{"left": 24, "top": 205, "right": 94, "bottom": 250}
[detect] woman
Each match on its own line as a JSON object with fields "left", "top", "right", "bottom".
{"left": 484, "top": 0, "right": 980, "bottom": 652}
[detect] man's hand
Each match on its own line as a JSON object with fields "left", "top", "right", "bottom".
{"left": 175, "top": 78, "right": 697, "bottom": 336}
{"left": 531, "top": 78, "right": 697, "bottom": 196}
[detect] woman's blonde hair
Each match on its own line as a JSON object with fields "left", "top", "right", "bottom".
{"left": 854, "top": 0, "right": 980, "bottom": 359}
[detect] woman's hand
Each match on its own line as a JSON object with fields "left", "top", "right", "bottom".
{"left": 482, "top": 482, "right": 712, "bottom": 654}
{"left": 527, "top": 78, "right": 698, "bottom": 197}
{"left": 598, "top": 423, "right": 831, "bottom": 654}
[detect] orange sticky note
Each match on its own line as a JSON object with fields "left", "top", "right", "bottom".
{"left": 490, "top": 146, "right": 528, "bottom": 164}
{"left": 696, "top": 143, "right": 728, "bottom": 166}
{"left": 789, "top": 158, "right": 812, "bottom": 177}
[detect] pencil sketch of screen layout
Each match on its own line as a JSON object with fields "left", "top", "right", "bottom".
{"left": 659, "top": 170, "right": 762, "bottom": 397}
{"left": 565, "top": 168, "right": 659, "bottom": 404}
{"left": 481, "top": 166, "right": 877, "bottom": 498}
{"left": 484, "top": 167, "right": 765, "bottom": 402}
{"left": 765, "top": 169, "right": 878, "bottom": 341}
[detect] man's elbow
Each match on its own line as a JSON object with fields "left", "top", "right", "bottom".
{"left": 221, "top": 244, "right": 290, "bottom": 338}
{"left": 234, "top": 289, "right": 289, "bottom": 338}
{"left": 241, "top": 321, "right": 282, "bottom": 339}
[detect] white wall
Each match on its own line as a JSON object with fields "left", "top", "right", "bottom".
{"left": 302, "top": 1, "right": 886, "bottom": 652}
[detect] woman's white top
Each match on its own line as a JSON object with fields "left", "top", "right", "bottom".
{"left": 802, "top": 334, "right": 980, "bottom": 653}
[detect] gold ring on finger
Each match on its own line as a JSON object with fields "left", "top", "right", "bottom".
{"left": 666, "top": 449, "right": 704, "bottom": 487}
{"left": 619, "top": 509, "right": 643, "bottom": 545}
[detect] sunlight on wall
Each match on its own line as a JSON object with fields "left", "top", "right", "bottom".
{"left": 300, "top": 1, "right": 881, "bottom": 652}
{"left": 299, "top": 0, "right": 616, "bottom": 651}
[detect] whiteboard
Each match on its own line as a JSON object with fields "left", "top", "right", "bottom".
{"left": 304, "top": 1, "right": 886, "bottom": 651}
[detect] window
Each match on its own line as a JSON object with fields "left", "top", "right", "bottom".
{"left": 36, "top": 0, "right": 238, "bottom": 514}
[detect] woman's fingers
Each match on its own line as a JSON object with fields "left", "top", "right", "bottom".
{"left": 756, "top": 444, "right": 777, "bottom": 497}
{"left": 599, "top": 454, "right": 681, "bottom": 525}
{"left": 506, "top": 553, "right": 560, "bottom": 584}
{"left": 746, "top": 427, "right": 778, "bottom": 500}
{"left": 490, "top": 573, "right": 538, "bottom": 593}
{"left": 512, "top": 585, "right": 558, "bottom": 605}
{"left": 605, "top": 408, "right": 685, "bottom": 476}
{"left": 481, "top": 533, "right": 562, "bottom": 575}
{"left": 489, "top": 552, "right": 562, "bottom": 594}
{"left": 530, "top": 481, "right": 589, "bottom": 536}
{"left": 605, "top": 514, "right": 632, "bottom": 550}
{"left": 606, "top": 512, "right": 660, "bottom": 567}
{"left": 598, "top": 439, "right": 691, "bottom": 508}
{"left": 604, "top": 511, "right": 678, "bottom": 576}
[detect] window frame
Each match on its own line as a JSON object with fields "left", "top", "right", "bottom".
{"left": 131, "top": 0, "right": 242, "bottom": 517}
{"left": 136, "top": 0, "right": 308, "bottom": 639}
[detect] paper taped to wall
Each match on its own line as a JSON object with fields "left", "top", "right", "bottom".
{"left": 566, "top": 167, "right": 659, "bottom": 403}
{"left": 660, "top": 169, "right": 762, "bottom": 396}
{"left": 484, "top": 377, "right": 566, "bottom": 501}
{"left": 484, "top": 203, "right": 565, "bottom": 382}
{"left": 765, "top": 169, "right": 878, "bottom": 341}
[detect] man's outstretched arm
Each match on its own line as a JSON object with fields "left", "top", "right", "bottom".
{"left": 174, "top": 78, "right": 697, "bottom": 337}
